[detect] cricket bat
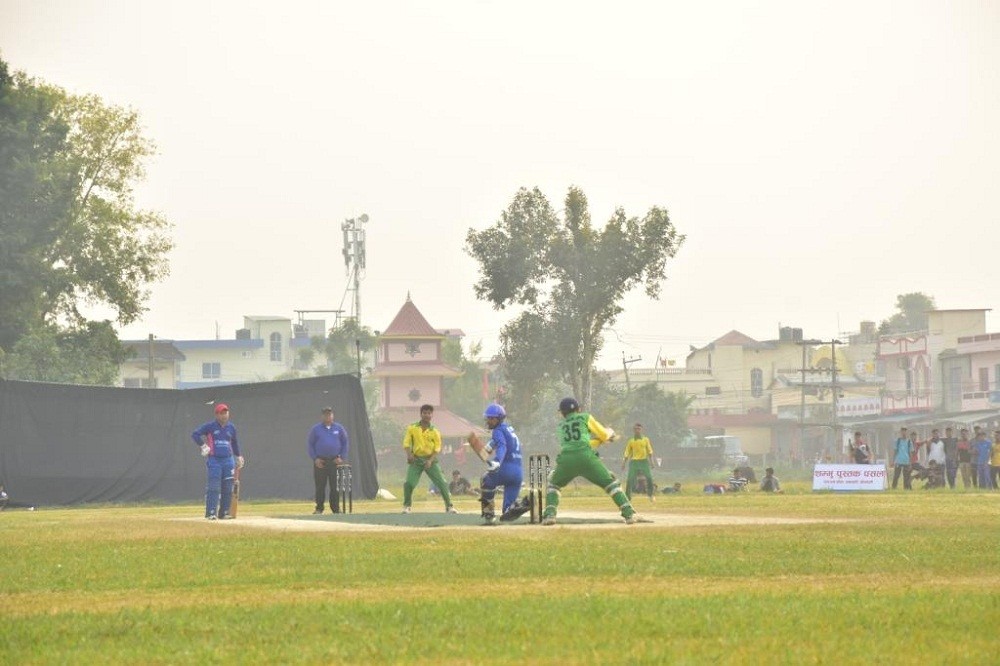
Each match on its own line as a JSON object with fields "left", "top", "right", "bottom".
{"left": 231, "top": 466, "right": 240, "bottom": 518}
{"left": 467, "top": 431, "right": 491, "bottom": 462}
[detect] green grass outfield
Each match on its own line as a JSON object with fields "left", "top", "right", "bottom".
{"left": 1, "top": 484, "right": 998, "bottom": 664}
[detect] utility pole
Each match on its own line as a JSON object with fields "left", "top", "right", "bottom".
{"left": 797, "top": 339, "right": 823, "bottom": 462}
{"left": 147, "top": 333, "right": 155, "bottom": 388}
{"left": 341, "top": 214, "right": 368, "bottom": 324}
{"left": 622, "top": 353, "right": 642, "bottom": 393}
{"left": 830, "top": 338, "right": 842, "bottom": 455}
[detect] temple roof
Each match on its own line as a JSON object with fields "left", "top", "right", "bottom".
{"left": 382, "top": 296, "right": 441, "bottom": 338}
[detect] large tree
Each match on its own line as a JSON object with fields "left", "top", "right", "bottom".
{"left": 0, "top": 58, "right": 172, "bottom": 378}
{"left": 466, "top": 186, "right": 684, "bottom": 409}
{"left": 608, "top": 382, "right": 695, "bottom": 448}
{"left": 0, "top": 60, "right": 74, "bottom": 350}
{"left": 878, "top": 292, "right": 936, "bottom": 335}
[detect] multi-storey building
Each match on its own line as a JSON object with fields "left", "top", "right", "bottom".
{"left": 121, "top": 315, "right": 321, "bottom": 389}
{"left": 608, "top": 325, "right": 886, "bottom": 463}
{"left": 878, "top": 309, "right": 989, "bottom": 415}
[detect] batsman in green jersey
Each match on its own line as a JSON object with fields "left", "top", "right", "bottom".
{"left": 542, "top": 397, "right": 647, "bottom": 525}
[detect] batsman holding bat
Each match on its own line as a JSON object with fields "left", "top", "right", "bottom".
{"left": 475, "top": 403, "right": 524, "bottom": 525}
{"left": 541, "top": 397, "right": 646, "bottom": 526}
{"left": 191, "top": 403, "right": 245, "bottom": 520}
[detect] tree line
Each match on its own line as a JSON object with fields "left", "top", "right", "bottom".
{"left": 0, "top": 56, "right": 172, "bottom": 383}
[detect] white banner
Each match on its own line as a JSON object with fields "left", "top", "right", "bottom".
{"left": 812, "top": 464, "right": 887, "bottom": 491}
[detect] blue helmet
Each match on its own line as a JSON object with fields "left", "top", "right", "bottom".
{"left": 484, "top": 403, "right": 506, "bottom": 419}
{"left": 558, "top": 397, "right": 579, "bottom": 416}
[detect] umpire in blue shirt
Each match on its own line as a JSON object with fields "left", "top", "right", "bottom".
{"left": 308, "top": 406, "right": 350, "bottom": 514}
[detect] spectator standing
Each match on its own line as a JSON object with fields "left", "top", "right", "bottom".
{"left": 926, "top": 430, "right": 946, "bottom": 467}
{"left": 401, "top": 405, "right": 457, "bottom": 514}
{"left": 911, "top": 431, "right": 924, "bottom": 466}
{"left": 191, "top": 403, "right": 244, "bottom": 520}
{"left": 991, "top": 431, "right": 1000, "bottom": 489}
{"left": 851, "top": 431, "right": 872, "bottom": 464}
{"left": 891, "top": 427, "right": 914, "bottom": 490}
{"left": 942, "top": 427, "right": 959, "bottom": 489}
{"left": 622, "top": 423, "right": 656, "bottom": 502}
{"left": 307, "top": 406, "right": 350, "bottom": 514}
{"left": 957, "top": 428, "right": 974, "bottom": 489}
{"left": 972, "top": 429, "right": 993, "bottom": 490}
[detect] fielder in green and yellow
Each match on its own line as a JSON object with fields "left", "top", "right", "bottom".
{"left": 542, "top": 397, "right": 647, "bottom": 526}
{"left": 623, "top": 423, "right": 656, "bottom": 501}
{"left": 401, "top": 404, "right": 457, "bottom": 514}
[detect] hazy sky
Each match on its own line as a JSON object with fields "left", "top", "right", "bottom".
{"left": 2, "top": 1, "right": 997, "bottom": 370}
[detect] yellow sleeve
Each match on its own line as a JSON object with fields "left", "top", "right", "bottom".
{"left": 432, "top": 429, "right": 442, "bottom": 454}
{"left": 402, "top": 426, "right": 412, "bottom": 450}
{"left": 645, "top": 438, "right": 654, "bottom": 455}
{"left": 588, "top": 415, "right": 611, "bottom": 448}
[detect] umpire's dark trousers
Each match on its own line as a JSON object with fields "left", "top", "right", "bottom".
{"left": 314, "top": 458, "right": 340, "bottom": 512}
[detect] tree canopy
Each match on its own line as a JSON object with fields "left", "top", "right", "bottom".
{"left": 878, "top": 292, "right": 935, "bottom": 335}
{"left": 466, "top": 186, "right": 684, "bottom": 412}
{"left": 0, "top": 57, "right": 172, "bottom": 382}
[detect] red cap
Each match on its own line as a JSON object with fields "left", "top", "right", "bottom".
{"left": 214, "top": 403, "right": 230, "bottom": 414}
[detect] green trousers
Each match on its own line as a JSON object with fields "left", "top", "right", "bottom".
{"left": 403, "top": 458, "right": 453, "bottom": 508}
{"left": 626, "top": 459, "right": 654, "bottom": 499}
{"left": 543, "top": 449, "right": 634, "bottom": 519}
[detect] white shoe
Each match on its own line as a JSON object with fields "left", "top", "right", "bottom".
{"left": 401, "top": 506, "right": 411, "bottom": 514}
{"left": 446, "top": 506, "right": 458, "bottom": 514}
{"left": 649, "top": 495, "right": 656, "bottom": 503}
{"left": 625, "top": 513, "right": 652, "bottom": 524}
{"left": 541, "top": 515, "right": 556, "bottom": 526}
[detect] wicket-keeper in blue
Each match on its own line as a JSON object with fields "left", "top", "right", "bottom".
{"left": 192, "top": 403, "right": 244, "bottom": 520}
{"left": 478, "top": 403, "right": 523, "bottom": 524}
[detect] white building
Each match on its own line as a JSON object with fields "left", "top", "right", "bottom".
{"left": 122, "top": 316, "right": 319, "bottom": 389}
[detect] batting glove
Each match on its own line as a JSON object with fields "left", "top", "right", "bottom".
{"left": 486, "top": 460, "right": 501, "bottom": 472}
{"left": 236, "top": 456, "right": 245, "bottom": 469}
{"left": 200, "top": 444, "right": 210, "bottom": 457}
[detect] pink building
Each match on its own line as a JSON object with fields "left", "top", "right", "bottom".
{"left": 372, "top": 296, "right": 482, "bottom": 439}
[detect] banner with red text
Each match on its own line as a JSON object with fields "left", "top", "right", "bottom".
{"left": 812, "top": 464, "right": 887, "bottom": 491}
